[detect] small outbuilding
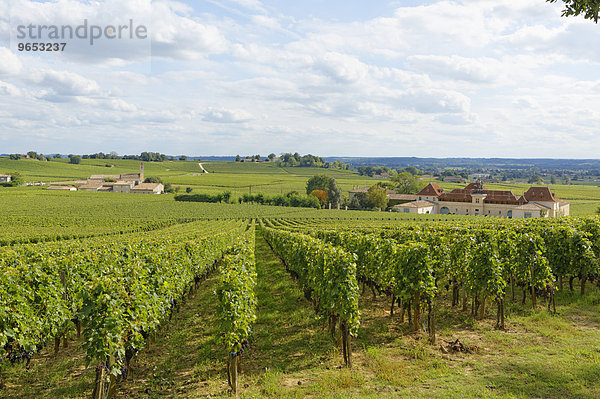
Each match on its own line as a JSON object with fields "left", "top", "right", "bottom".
{"left": 131, "top": 183, "right": 164, "bottom": 194}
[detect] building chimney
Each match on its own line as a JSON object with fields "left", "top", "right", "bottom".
{"left": 140, "top": 162, "right": 145, "bottom": 182}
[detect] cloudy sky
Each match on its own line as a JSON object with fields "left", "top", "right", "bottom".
{"left": 0, "top": 0, "right": 599, "bottom": 158}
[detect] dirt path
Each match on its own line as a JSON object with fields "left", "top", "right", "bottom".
{"left": 198, "top": 163, "right": 209, "bottom": 174}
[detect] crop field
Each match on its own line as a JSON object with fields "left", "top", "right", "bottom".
{"left": 0, "top": 187, "right": 465, "bottom": 246}
{"left": 2, "top": 157, "right": 600, "bottom": 215}
{"left": 1, "top": 160, "right": 600, "bottom": 398}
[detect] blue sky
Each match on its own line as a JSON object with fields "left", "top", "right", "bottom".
{"left": 0, "top": 0, "right": 599, "bottom": 158}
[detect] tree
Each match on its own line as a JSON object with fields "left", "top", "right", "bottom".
{"left": 235, "top": 155, "right": 241, "bottom": 162}
{"left": 27, "top": 151, "right": 37, "bottom": 159}
{"left": 528, "top": 175, "right": 543, "bottom": 184}
{"left": 550, "top": 175, "right": 557, "bottom": 184}
{"left": 179, "top": 155, "right": 188, "bottom": 161}
{"left": 144, "top": 176, "right": 163, "bottom": 184}
{"left": 402, "top": 166, "right": 421, "bottom": 175}
{"left": 9, "top": 154, "right": 21, "bottom": 160}
{"left": 53, "top": 154, "right": 62, "bottom": 159}
{"left": 267, "top": 153, "right": 276, "bottom": 161}
{"left": 350, "top": 192, "right": 371, "bottom": 209}
{"left": 393, "top": 172, "right": 422, "bottom": 194}
{"left": 310, "top": 189, "right": 328, "bottom": 207}
{"left": 306, "top": 175, "right": 342, "bottom": 207}
{"left": 367, "top": 186, "right": 388, "bottom": 210}
{"left": 7, "top": 172, "right": 24, "bottom": 186}
{"left": 186, "top": 187, "right": 193, "bottom": 193}
{"left": 69, "top": 155, "right": 81, "bottom": 164}
{"left": 548, "top": 0, "right": 600, "bottom": 22}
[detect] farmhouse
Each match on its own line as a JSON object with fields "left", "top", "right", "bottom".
{"left": 130, "top": 183, "right": 164, "bottom": 194}
{"left": 0, "top": 174, "right": 12, "bottom": 183}
{"left": 78, "top": 181, "right": 104, "bottom": 191}
{"left": 394, "top": 181, "right": 570, "bottom": 218}
{"left": 78, "top": 163, "right": 163, "bottom": 194}
{"left": 113, "top": 181, "right": 135, "bottom": 193}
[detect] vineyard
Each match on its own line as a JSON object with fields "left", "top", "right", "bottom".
{"left": 1, "top": 210, "right": 600, "bottom": 397}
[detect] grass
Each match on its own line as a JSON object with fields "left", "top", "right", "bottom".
{"left": 4, "top": 230, "right": 600, "bottom": 398}
{"left": 2, "top": 157, "right": 599, "bottom": 215}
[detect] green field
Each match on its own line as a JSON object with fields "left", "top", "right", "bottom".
{"left": 1, "top": 162, "right": 600, "bottom": 398}
{"left": 0, "top": 158, "right": 375, "bottom": 197}
{"left": 2, "top": 157, "right": 599, "bottom": 216}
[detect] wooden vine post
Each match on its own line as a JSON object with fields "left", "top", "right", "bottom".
{"left": 412, "top": 292, "right": 421, "bottom": 332}
{"left": 496, "top": 296, "right": 505, "bottom": 330}
{"left": 427, "top": 299, "right": 436, "bottom": 344}
{"left": 340, "top": 320, "right": 352, "bottom": 367}
{"left": 228, "top": 352, "right": 239, "bottom": 395}
{"left": 92, "top": 361, "right": 116, "bottom": 399}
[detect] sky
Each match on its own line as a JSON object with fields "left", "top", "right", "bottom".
{"left": 0, "top": 0, "right": 599, "bottom": 158}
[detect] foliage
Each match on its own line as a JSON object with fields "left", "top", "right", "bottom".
{"left": 238, "top": 192, "right": 320, "bottom": 209}
{"left": 310, "top": 189, "right": 329, "bottom": 207}
{"left": 217, "top": 229, "right": 257, "bottom": 353}
{"left": 144, "top": 176, "right": 163, "bottom": 184}
{"left": 349, "top": 192, "right": 372, "bottom": 210}
{"left": 366, "top": 186, "right": 388, "bottom": 210}
{"left": 357, "top": 166, "right": 393, "bottom": 177}
{"left": 528, "top": 174, "right": 543, "bottom": 184}
{"left": 0, "top": 220, "right": 249, "bottom": 381}
{"left": 547, "top": 0, "right": 600, "bottom": 22}
{"left": 263, "top": 227, "right": 360, "bottom": 336}
{"left": 306, "top": 175, "right": 341, "bottom": 207}
{"left": 393, "top": 172, "right": 423, "bottom": 194}
{"left": 0, "top": 172, "right": 24, "bottom": 187}
{"left": 174, "top": 192, "right": 233, "bottom": 203}
{"left": 68, "top": 155, "right": 81, "bottom": 165}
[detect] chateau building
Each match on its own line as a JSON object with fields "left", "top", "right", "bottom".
{"left": 394, "top": 181, "right": 569, "bottom": 218}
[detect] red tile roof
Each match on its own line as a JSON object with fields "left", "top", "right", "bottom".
{"left": 438, "top": 183, "right": 524, "bottom": 205}
{"left": 523, "top": 187, "right": 557, "bottom": 203}
{"left": 417, "top": 183, "right": 444, "bottom": 196}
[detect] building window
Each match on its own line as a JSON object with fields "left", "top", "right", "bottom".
{"left": 475, "top": 209, "right": 479, "bottom": 212}
{"left": 525, "top": 212, "right": 532, "bottom": 218}
{"left": 404, "top": 208, "right": 409, "bottom": 213}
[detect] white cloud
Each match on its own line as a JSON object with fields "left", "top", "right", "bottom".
{"left": 202, "top": 107, "right": 254, "bottom": 123}
{"left": 1, "top": 0, "right": 600, "bottom": 157}
{"left": 151, "top": 1, "right": 229, "bottom": 59}
{"left": 28, "top": 70, "right": 101, "bottom": 97}
{"left": 406, "top": 55, "right": 500, "bottom": 83}
{"left": 313, "top": 52, "right": 370, "bottom": 84}
{"left": 396, "top": 88, "right": 471, "bottom": 114}
{"left": 0, "top": 47, "right": 22, "bottom": 75}
{"left": 0, "top": 80, "right": 22, "bottom": 96}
